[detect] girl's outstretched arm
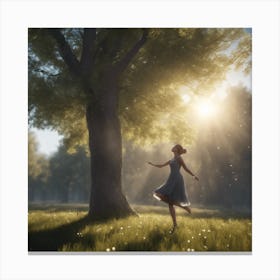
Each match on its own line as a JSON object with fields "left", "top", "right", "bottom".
{"left": 147, "top": 160, "right": 170, "bottom": 168}
{"left": 178, "top": 157, "right": 199, "bottom": 180}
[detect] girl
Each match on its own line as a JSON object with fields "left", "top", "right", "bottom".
{"left": 148, "top": 144, "right": 199, "bottom": 233}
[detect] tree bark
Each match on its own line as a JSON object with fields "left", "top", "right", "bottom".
{"left": 48, "top": 28, "right": 147, "bottom": 220}
{"left": 86, "top": 79, "right": 135, "bottom": 220}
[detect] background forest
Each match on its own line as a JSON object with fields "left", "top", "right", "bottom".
{"left": 29, "top": 85, "right": 251, "bottom": 210}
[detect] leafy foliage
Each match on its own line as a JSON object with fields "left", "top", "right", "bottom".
{"left": 28, "top": 28, "right": 251, "bottom": 150}
{"left": 47, "top": 145, "right": 90, "bottom": 202}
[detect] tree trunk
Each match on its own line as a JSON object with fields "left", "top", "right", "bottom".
{"left": 86, "top": 82, "right": 135, "bottom": 220}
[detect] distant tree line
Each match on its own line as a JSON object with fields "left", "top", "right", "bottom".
{"left": 29, "top": 86, "right": 251, "bottom": 210}
{"left": 28, "top": 137, "right": 90, "bottom": 203}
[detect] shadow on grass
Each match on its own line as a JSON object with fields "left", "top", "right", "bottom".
{"left": 28, "top": 203, "right": 89, "bottom": 212}
{"left": 29, "top": 213, "right": 137, "bottom": 252}
{"left": 28, "top": 215, "right": 91, "bottom": 251}
{"left": 134, "top": 205, "right": 252, "bottom": 219}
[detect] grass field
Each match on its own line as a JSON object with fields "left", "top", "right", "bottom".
{"left": 28, "top": 204, "right": 252, "bottom": 252}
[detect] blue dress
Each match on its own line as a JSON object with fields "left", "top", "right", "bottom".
{"left": 153, "top": 155, "right": 191, "bottom": 206}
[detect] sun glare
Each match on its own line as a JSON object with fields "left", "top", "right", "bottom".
{"left": 196, "top": 99, "right": 217, "bottom": 118}
{"left": 178, "top": 84, "right": 220, "bottom": 120}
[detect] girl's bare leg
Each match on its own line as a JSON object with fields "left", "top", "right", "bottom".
{"left": 181, "top": 205, "right": 192, "bottom": 214}
{"left": 154, "top": 193, "right": 191, "bottom": 214}
{"left": 171, "top": 203, "right": 191, "bottom": 214}
{"left": 168, "top": 203, "right": 178, "bottom": 234}
{"left": 168, "top": 203, "right": 177, "bottom": 227}
{"left": 154, "top": 193, "right": 178, "bottom": 233}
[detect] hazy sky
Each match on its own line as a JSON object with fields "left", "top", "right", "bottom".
{"left": 30, "top": 127, "right": 63, "bottom": 156}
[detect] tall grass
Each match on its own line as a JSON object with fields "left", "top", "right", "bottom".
{"left": 28, "top": 204, "right": 251, "bottom": 252}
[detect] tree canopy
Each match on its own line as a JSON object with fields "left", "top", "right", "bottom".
{"left": 29, "top": 28, "right": 251, "bottom": 150}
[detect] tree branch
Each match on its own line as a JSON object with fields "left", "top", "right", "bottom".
{"left": 108, "top": 29, "right": 127, "bottom": 61}
{"left": 115, "top": 29, "right": 148, "bottom": 75}
{"left": 47, "top": 28, "right": 81, "bottom": 76}
{"left": 80, "top": 28, "right": 97, "bottom": 75}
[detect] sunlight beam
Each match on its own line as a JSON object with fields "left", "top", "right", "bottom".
{"left": 195, "top": 99, "right": 217, "bottom": 119}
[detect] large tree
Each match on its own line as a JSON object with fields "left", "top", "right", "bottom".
{"left": 28, "top": 28, "right": 251, "bottom": 220}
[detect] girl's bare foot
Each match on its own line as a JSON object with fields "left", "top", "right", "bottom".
{"left": 184, "top": 206, "right": 192, "bottom": 214}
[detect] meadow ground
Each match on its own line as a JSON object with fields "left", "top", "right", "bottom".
{"left": 28, "top": 203, "right": 251, "bottom": 252}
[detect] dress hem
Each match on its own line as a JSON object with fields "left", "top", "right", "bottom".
{"left": 153, "top": 192, "right": 191, "bottom": 207}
